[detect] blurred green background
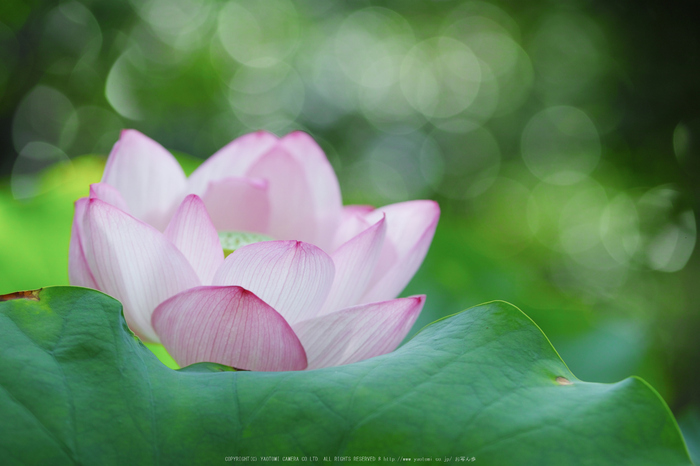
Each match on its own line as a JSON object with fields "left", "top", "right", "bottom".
{"left": 1, "top": 0, "right": 699, "bottom": 458}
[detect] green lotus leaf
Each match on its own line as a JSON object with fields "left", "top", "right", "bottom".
{"left": 0, "top": 287, "right": 691, "bottom": 464}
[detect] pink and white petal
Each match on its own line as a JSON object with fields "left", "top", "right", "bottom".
{"left": 293, "top": 296, "right": 425, "bottom": 370}
{"left": 187, "top": 131, "right": 279, "bottom": 196}
{"left": 342, "top": 205, "right": 375, "bottom": 217}
{"left": 89, "top": 182, "right": 129, "bottom": 212}
{"left": 277, "top": 132, "right": 343, "bottom": 249}
{"left": 200, "top": 177, "right": 270, "bottom": 234}
{"left": 330, "top": 205, "right": 375, "bottom": 252}
{"left": 101, "top": 129, "right": 187, "bottom": 230}
{"left": 245, "top": 147, "right": 318, "bottom": 245}
{"left": 360, "top": 201, "right": 440, "bottom": 303}
{"left": 318, "top": 216, "right": 386, "bottom": 316}
{"left": 81, "top": 199, "right": 200, "bottom": 342}
{"left": 164, "top": 194, "right": 224, "bottom": 285}
{"left": 68, "top": 197, "right": 98, "bottom": 289}
{"left": 212, "top": 240, "right": 335, "bottom": 325}
{"left": 152, "top": 286, "right": 307, "bottom": 371}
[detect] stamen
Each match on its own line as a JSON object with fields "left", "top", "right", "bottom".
{"left": 218, "top": 231, "right": 274, "bottom": 257}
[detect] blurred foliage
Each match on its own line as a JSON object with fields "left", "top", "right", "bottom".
{"left": 0, "top": 0, "right": 699, "bottom": 448}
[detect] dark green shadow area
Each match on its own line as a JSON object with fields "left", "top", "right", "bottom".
{"left": 0, "top": 287, "right": 692, "bottom": 465}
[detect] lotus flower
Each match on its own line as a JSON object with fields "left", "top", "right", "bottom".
{"left": 69, "top": 130, "right": 439, "bottom": 371}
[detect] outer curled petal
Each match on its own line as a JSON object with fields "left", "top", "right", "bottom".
{"left": 200, "top": 177, "right": 270, "bottom": 234}
{"left": 293, "top": 296, "right": 425, "bottom": 370}
{"left": 102, "top": 129, "right": 187, "bottom": 230}
{"left": 187, "top": 131, "right": 279, "bottom": 196}
{"left": 152, "top": 286, "right": 307, "bottom": 371}
{"left": 319, "top": 216, "right": 386, "bottom": 315}
{"left": 360, "top": 200, "right": 440, "bottom": 303}
{"left": 68, "top": 197, "right": 97, "bottom": 289}
{"left": 212, "top": 240, "right": 335, "bottom": 325}
{"left": 164, "top": 194, "right": 224, "bottom": 285}
{"left": 81, "top": 199, "right": 200, "bottom": 342}
{"left": 89, "top": 182, "right": 129, "bottom": 212}
{"left": 331, "top": 205, "right": 375, "bottom": 252}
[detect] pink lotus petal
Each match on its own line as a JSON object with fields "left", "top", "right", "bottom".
{"left": 89, "top": 182, "right": 129, "bottom": 212}
{"left": 277, "top": 132, "right": 343, "bottom": 249}
{"left": 319, "top": 216, "right": 386, "bottom": 315}
{"left": 187, "top": 131, "right": 279, "bottom": 196}
{"left": 342, "top": 205, "right": 375, "bottom": 216}
{"left": 102, "top": 129, "right": 187, "bottom": 230}
{"left": 359, "top": 201, "right": 440, "bottom": 303}
{"left": 212, "top": 240, "right": 335, "bottom": 325}
{"left": 164, "top": 194, "right": 224, "bottom": 285}
{"left": 331, "top": 205, "right": 375, "bottom": 252}
{"left": 293, "top": 296, "right": 425, "bottom": 369}
{"left": 246, "top": 133, "right": 342, "bottom": 250}
{"left": 200, "top": 176, "right": 270, "bottom": 234}
{"left": 68, "top": 197, "right": 97, "bottom": 289}
{"left": 245, "top": 148, "right": 316, "bottom": 245}
{"left": 152, "top": 286, "right": 307, "bottom": 371}
{"left": 81, "top": 199, "right": 200, "bottom": 342}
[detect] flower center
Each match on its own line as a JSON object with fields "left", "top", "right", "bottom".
{"left": 218, "top": 231, "right": 274, "bottom": 257}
